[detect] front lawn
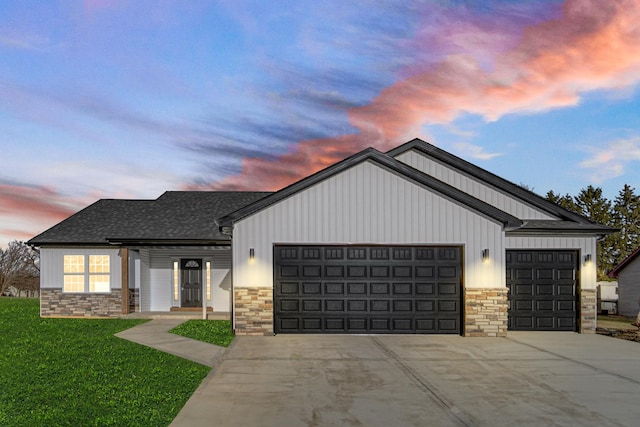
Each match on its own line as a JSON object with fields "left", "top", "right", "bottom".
{"left": 0, "top": 298, "right": 210, "bottom": 426}
{"left": 170, "top": 319, "right": 235, "bottom": 347}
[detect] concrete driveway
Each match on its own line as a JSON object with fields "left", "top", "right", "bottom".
{"left": 171, "top": 332, "right": 640, "bottom": 427}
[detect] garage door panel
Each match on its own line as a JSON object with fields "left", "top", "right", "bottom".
{"left": 370, "top": 283, "right": 390, "bottom": 294}
{"left": 393, "top": 300, "right": 413, "bottom": 311}
{"left": 557, "top": 300, "right": 575, "bottom": 311}
{"left": 416, "top": 283, "right": 435, "bottom": 295}
{"left": 416, "top": 300, "right": 435, "bottom": 312}
{"left": 347, "top": 266, "right": 367, "bottom": 278}
{"left": 325, "top": 283, "right": 344, "bottom": 294}
{"left": 348, "top": 283, "right": 367, "bottom": 295}
{"left": 302, "top": 300, "right": 321, "bottom": 312}
{"left": 536, "top": 284, "right": 554, "bottom": 295}
{"left": 347, "top": 300, "right": 367, "bottom": 311}
{"left": 274, "top": 245, "right": 461, "bottom": 334}
{"left": 507, "top": 250, "right": 577, "bottom": 331}
{"left": 557, "top": 284, "right": 575, "bottom": 295}
{"left": 302, "top": 282, "right": 321, "bottom": 295}
{"left": 536, "top": 269, "right": 554, "bottom": 280}
{"left": 416, "top": 266, "right": 435, "bottom": 278}
{"left": 280, "top": 300, "right": 300, "bottom": 312}
{"left": 303, "top": 318, "right": 321, "bottom": 330}
{"left": 438, "top": 283, "right": 457, "bottom": 295}
{"left": 325, "top": 266, "right": 345, "bottom": 278}
{"left": 393, "top": 266, "right": 412, "bottom": 278}
{"left": 371, "top": 300, "right": 390, "bottom": 312}
{"left": 279, "top": 282, "right": 299, "bottom": 294}
{"left": 302, "top": 265, "right": 322, "bottom": 277}
{"left": 393, "top": 283, "right": 413, "bottom": 294}
{"left": 325, "top": 300, "right": 344, "bottom": 312}
{"left": 370, "top": 266, "right": 390, "bottom": 278}
{"left": 515, "top": 284, "right": 533, "bottom": 295}
{"left": 438, "top": 300, "right": 458, "bottom": 312}
{"left": 280, "top": 265, "right": 299, "bottom": 277}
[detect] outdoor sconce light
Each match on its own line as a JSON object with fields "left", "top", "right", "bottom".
{"left": 482, "top": 249, "right": 490, "bottom": 262}
{"left": 249, "top": 248, "right": 255, "bottom": 260}
{"left": 584, "top": 254, "right": 592, "bottom": 265}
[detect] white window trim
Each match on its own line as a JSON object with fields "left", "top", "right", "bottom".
{"left": 63, "top": 254, "right": 111, "bottom": 293}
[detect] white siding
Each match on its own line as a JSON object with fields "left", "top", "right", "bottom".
{"left": 617, "top": 257, "right": 640, "bottom": 316}
{"left": 137, "top": 248, "right": 232, "bottom": 312}
{"left": 505, "top": 236, "right": 597, "bottom": 291}
{"left": 40, "top": 247, "right": 122, "bottom": 290}
{"left": 396, "top": 150, "right": 557, "bottom": 220}
{"left": 233, "top": 161, "right": 506, "bottom": 291}
{"left": 139, "top": 249, "right": 151, "bottom": 312}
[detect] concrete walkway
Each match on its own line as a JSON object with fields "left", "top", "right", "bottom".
{"left": 115, "top": 319, "right": 225, "bottom": 366}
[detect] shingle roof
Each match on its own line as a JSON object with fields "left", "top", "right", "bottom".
{"left": 28, "top": 191, "right": 271, "bottom": 245}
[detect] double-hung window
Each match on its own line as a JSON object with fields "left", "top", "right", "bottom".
{"left": 63, "top": 255, "right": 111, "bottom": 293}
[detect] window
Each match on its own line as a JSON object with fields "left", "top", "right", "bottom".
{"left": 63, "top": 255, "right": 111, "bottom": 293}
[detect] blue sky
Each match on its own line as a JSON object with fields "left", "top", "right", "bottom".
{"left": 1, "top": 0, "right": 640, "bottom": 247}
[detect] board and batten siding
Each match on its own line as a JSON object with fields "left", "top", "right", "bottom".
{"left": 40, "top": 247, "right": 122, "bottom": 289}
{"left": 395, "top": 150, "right": 557, "bottom": 220}
{"left": 505, "top": 236, "right": 597, "bottom": 291}
{"left": 617, "top": 256, "right": 640, "bottom": 316}
{"left": 137, "top": 247, "right": 232, "bottom": 312}
{"left": 233, "top": 160, "right": 506, "bottom": 291}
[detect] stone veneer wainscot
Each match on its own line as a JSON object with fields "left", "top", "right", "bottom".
{"left": 579, "top": 288, "right": 596, "bottom": 333}
{"left": 41, "top": 288, "right": 123, "bottom": 318}
{"left": 464, "top": 288, "right": 508, "bottom": 337}
{"left": 234, "top": 287, "right": 273, "bottom": 335}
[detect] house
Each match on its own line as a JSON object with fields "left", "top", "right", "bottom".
{"left": 608, "top": 247, "right": 640, "bottom": 317}
{"left": 28, "top": 138, "right": 614, "bottom": 336}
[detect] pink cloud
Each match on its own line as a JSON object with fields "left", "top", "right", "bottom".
{"left": 0, "top": 183, "right": 81, "bottom": 245}
{"left": 204, "top": 0, "right": 640, "bottom": 192}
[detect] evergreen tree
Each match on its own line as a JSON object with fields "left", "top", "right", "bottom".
{"left": 612, "top": 184, "right": 640, "bottom": 263}
{"left": 545, "top": 190, "right": 580, "bottom": 214}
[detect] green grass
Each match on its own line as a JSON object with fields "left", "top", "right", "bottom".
{"left": 0, "top": 298, "right": 210, "bottom": 427}
{"left": 170, "top": 320, "right": 235, "bottom": 347}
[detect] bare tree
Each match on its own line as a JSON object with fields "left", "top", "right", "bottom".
{"left": 0, "top": 241, "right": 40, "bottom": 296}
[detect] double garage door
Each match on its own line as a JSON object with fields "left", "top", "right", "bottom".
{"left": 274, "top": 245, "right": 462, "bottom": 334}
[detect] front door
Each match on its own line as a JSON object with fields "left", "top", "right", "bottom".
{"left": 181, "top": 258, "right": 202, "bottom": 307}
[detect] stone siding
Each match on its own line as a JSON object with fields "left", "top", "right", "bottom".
{"left": 234, "top": 287, "right": 273, "bottom": 335}
{"left": 464, "top": 288, "right": 508, "bottom": 337}
{"left": 579, "top": 288, "right": 597, "bottom": 333}
{"left": 41, "top": 288, "right": 122, "bottom": 318}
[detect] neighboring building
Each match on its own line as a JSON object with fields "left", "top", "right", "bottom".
{"left": 608, "top": 247, "right": 640, "bottom": 317}
{"left": 28, "top": 139, "right": 614, "bottom": 336}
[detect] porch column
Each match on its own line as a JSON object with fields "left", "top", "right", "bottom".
{"left": 121, "top": 248, "right": 129, "bottom": 315}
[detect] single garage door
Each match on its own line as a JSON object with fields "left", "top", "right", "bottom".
{"left": 506, "top": 250, "right": 578, "bottom": 331}
{"left": 274, "top": 245, "right": 462, "bottom": 334}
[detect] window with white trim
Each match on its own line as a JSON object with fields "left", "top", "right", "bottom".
{"left": 63, "top": 255, "right": 111, "bottom": 293}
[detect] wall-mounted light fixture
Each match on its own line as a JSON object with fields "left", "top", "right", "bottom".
{"left": 482, "top": 249, "right": 490, "bottom": 262}
{"left": 584, "top": 254, "right": 592, "bottom": 265}
{"left": 249, "top": 248, "right": 255, "bottom": 260}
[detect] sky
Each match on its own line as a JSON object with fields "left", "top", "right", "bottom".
{"left": 1, "top": 0, "right": 640, "bottom": 248}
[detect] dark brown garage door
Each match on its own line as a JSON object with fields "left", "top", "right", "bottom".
{"left": 506, "top": 250, "right": 578, "bottom": 331}
{"left": 274, "top": 245, "right": 462, "bottom": 334}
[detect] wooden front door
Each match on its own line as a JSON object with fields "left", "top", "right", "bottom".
{"left": 181, "top": 259, "right": 202, "bottom": 307}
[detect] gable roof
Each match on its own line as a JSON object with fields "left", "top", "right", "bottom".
{"left": 387, "top": 139, "right": 615, "bottom": 235}
{"left": 217, "top": 147, "right": 523, "bottom": 230}
{"left": 28, "top": 191, "right": 271, "bottom": 246}
{"left": 608, "top": 247, "right": 640, "bottom": 277}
